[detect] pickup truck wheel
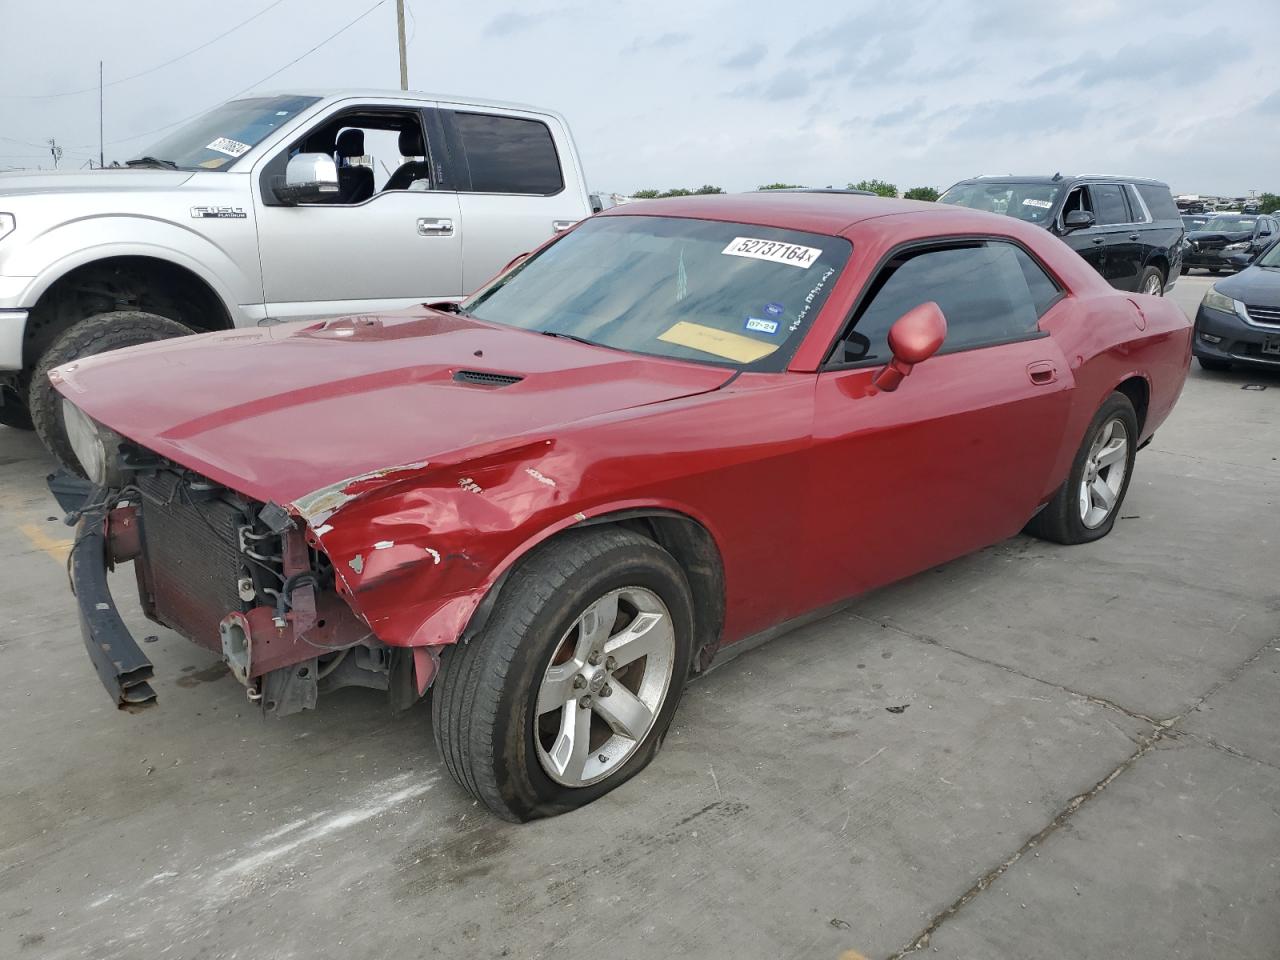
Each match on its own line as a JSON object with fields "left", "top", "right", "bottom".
{"left": 29, "top": 311, "right": 194, "bottom": 471}
{"left": 0, "top": 383, "right": 33, "bottom": 430}
{"left": 1138, "top": 266, "right": 1164, "bottom": 296}
{"left": 1024, "top": 392, "right": 1138, "bottom": 545}
{"left": 431, "top": 527, "right": 694, "bottom": 822}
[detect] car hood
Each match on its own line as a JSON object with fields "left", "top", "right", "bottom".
{"left": 0, "top": 168, "right": 194, "bottom": 198}
{"left": 1211, "top": 264, "right": 1280, "bottom": 304}
{"left": 1187, "top": 230, "right": 1252, "bottom": 243}
{"left": 50, "top": 308, "right": 735, "bottom": 507}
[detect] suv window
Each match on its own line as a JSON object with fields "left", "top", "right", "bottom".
{"left": 1092, "top": 184, "right": 1131, "bottom": 225}
{"left": 1136, "top": 183, "right": 1180, "bottom": 220}
{"left": 451, "top": 112, "right": 563, "bottom": 195}
{"left": 836, "top": 241, "right": 1058, "bottom": 364}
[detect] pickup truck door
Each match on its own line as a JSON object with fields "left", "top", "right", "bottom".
{"left": 251, "top": 103, "right": 464, "bottom": 321}
{"left": 437, "top": 105, "right": 593, "bottom": 292}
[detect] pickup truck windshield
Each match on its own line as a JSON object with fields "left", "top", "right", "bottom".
{"left": 130, "top": 95, "right": 320, "bottom": 171}
{"left": 464, "top": 215, "right": 852, "bottom": 371}
{"left": 939, "top": 182, "right": 1063, "bottom": 225}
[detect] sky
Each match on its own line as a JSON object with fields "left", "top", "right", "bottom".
{"left": 1, "top": 0, "right": 1277, "bottom": 196}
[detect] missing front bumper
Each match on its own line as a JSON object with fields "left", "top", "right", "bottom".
{"left": 70, "top": 508, "right": 157, "bottom": 709}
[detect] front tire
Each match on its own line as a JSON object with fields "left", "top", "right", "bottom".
{"left": 431, "top": 527, "right": 695, "bottom": 822}
{"left": 1025, "top": 392, "right": 1138, "bottom": 545}
{"left": 29, "top": 311, "right": 194, "bottom": 470}
{"left": 1138, "top": 266, "right": 1164, "bottom": 296}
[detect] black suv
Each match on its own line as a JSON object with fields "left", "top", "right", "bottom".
{"left": 939, "top": 175, "right": 1184, "bottom": 295}
{"left": 1184, "top": 213, "right": 1278, "bottom": 274}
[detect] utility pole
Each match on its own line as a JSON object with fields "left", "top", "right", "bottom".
{"left": 396, "top": 0, "right": 408, "bottom": 90}
{"left": 98, "top": 61, "right": 104, "bottom": 169}
{"left": 48, "top": 138, "right": 62, "bottom": 169}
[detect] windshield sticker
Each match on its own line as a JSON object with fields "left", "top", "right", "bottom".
{"left": 764, "top": 301, "right": 785, "bottom": 317}
{"left": 205, "top": 136, "right": 252, "bottom": 158}
{"left": 722, "top": 237, "right": 821, "bottom": 269}
{"left": 198, "top": 157, "right": 228, "bottom": 169}
{"left": 790, "top": 266, "right": 837, "bottom": 332}
{"left": 744, "top": 317, "right": 779, "bottom": 335}
{"left": 1022, "top": 198, "right": 1053, "bottom": 209}
{"left": 658, "top": 321, "right": 778, "bottom": 363}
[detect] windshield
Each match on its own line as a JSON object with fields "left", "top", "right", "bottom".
{"left": 1256, "top": 241, "right": 1280, "bottom": 268}
{"left": 1182, "top": 215, "right": 1212, "bottom": 230}
{"left": 131, "top": 95, "right": 320, "bottom": 171}
{"left": 939, "top": 182, "right": 1062, "bottom": 224}
{"left": 1202, "top": 216, "right": 1257, "bottom": 233}
{"left": 463, "top": 215, "right": 852, "bottom": 371}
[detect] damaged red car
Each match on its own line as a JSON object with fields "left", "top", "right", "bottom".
{"left": 51, "top": 193, "right": 1191, "bottom": 821}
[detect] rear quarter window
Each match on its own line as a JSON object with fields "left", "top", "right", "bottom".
{"left": 1135, "top": 183, "right": 1181, "bottom": 220}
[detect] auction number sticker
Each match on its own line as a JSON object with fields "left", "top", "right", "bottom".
{"left": 206, "top": 137, "right": 252, "bottom": 158}
{"left": 1022, "top": 198, "right": 1052, "bottom": 209}
{"left": 722, "top": 237, "right": 821, "bottom": 269}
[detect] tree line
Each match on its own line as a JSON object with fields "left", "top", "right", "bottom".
{"left": 630, "top": 181, "right": 941, "bottom": 201}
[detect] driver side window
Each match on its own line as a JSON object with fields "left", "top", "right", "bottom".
{"left": 292, "top": 109, "right": 434, "bottom": 205}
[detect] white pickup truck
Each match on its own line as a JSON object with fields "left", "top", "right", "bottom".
{"left": 0, "top": 89, "right": 596, "bottom": 463}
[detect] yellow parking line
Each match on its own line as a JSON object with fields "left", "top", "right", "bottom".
{"left": 18, "top": 522, "right": 72, "bottom": 564}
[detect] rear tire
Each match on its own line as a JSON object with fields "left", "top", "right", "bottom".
{"left": 431, "top": 527, "right": 694, "bottom": 822}
{"left": 1025, "top": 392, "right": 1138, "bottom": 545}
{"left": 1138, "top": 266, "right": 1164, "bottom": 296}
{"left": 29, "top": 311, "right": 194, "bottom": 471}
{"left": 1197, "top": 357, "right": 1232, "bottom": 372}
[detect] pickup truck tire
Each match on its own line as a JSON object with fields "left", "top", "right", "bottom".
{"left": 0, "top": 384, "right": 33, "bottom": 430}
{"left": 431, "top": 527, "right": 694, "bottom": 822}
{"left": 1025, "top": 392, "right": 1138, "bottom": 545}
{"left": 30, "top": 311, "right": 194, "bottom": 471}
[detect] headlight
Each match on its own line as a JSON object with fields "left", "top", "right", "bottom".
{"left": 62, "top": 399, "right": 111, "bottom": 485}
{"left": 0, "top": 213, "right": 14, "bottom": 242}
{"left": 1201, "top": 286, "right": 1246, "bottom": 320}
{"left": 1224, "top": 242, "right": 1249, "bottom": 251}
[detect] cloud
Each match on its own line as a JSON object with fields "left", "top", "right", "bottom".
{"left": 1254, "top": 88, "right": 1280, "bottom": 114}
{"left": 625, "top": 32, "right": 690, "bottom": 53}
{"left": 946, "top": 94, "right": 1082, "bottom": 139}
{"left": 721, "top": 44, "right": 766, "bottom": 69}
{"left": 871, "top": 98, "right": 926, "bottom": 128}
{"left": 1033, "top": 39, "right": 1238, "bottom": 89}
{"left": 483, "top": 9, "right": 569, "bottom": 37}
{"left": 730, "top": 68, "right": 810, "bottom": 101}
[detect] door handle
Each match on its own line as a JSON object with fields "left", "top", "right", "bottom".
{"left": 1091, "top": 237, "right": 1105, "bottom": 245}
{"left": 552, "top": 219, "right": 576, "bottom": 233}
{"left": 417, "top": 217, "right": 454, "bottom": 236}
{"left": 1027, "top": 360, "right": 1057, "bottom": 385}
{"left": 1128, "top": 233, "right": 1140, "bottom": 241}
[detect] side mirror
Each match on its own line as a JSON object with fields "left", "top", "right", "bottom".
{"left": 273, "top": 153, "right": 340, "bottom": 204}
{"left": 1063, "top": 209, "right": 1095, "bottom": 231}
{"left": 872, "top": 302, "right": 947, "bottom": 393}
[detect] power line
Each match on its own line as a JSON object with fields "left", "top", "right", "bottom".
{"left": 78, "top": 0, "right": 388, "bottom": 149}
{"left": 1, "top": 0, "right": 291, "bottom": 99}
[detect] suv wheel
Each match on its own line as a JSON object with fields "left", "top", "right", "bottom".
{"left": 1138, "top": 266, "right": 1164, "bottom": 296}
{"left": 432, "top": 527, "right": 694, "bottom": 822}
{"left": 29, "top": 311, "right": 194, "bottom": 471}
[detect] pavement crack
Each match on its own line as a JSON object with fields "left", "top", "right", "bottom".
{"left": 1173, "top": 729, "right": 1280, "bottom": 773}
{"left": 885, "top": 727, "right": 1164, "bottom": 959}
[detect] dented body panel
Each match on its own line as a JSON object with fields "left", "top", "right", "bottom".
{"left": 51, "top": 194, "right": 1193, "bottom": 708}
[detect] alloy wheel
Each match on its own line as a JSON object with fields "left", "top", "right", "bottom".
{"left": 534, "top": 586, "right": 675, "bottom": 787}
{"left": 1078, "top": 417, "right": 1129, "bottom": 529}
{"left": 1144, "top": 273, "right": 1163, "bottom": 296}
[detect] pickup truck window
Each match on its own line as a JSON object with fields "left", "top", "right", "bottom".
{"left": 452, "top": 112, "right": 563, "bottom": 195}
{"left": 135, "top": 95, "right": 320, "bottom": 171}
{"left": 464, "top": 215, "right": 851, "bottom": 371}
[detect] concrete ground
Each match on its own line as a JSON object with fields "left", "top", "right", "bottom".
{"left": 1, "top": 274, "right": 1276, "bottom": 960}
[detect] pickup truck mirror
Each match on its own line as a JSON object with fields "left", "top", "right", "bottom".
{"left": 872, "top": 301, "right": 947, "bottom": 393}
{"left": 1063, "top": 210, "right": 1095, "bottom": 231}
{"left": 273, "top": 153, "right": 340, "bottom": 205}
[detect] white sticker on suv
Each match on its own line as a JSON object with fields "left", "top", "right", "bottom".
{"left": 1022, "top": 198, "right": 1053, "bottom": 209}
{"left": 722, "top": 237, "right": 821, "bottom": 269}
{"left": 206, "top": 137, "right": 252, "bottom": 158}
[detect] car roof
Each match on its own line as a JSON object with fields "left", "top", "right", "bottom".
{"left": 954, "top": 174, "right": 1170, "bottom": 188}
{"left": 599, "top": 190, "right": 1039, "bottom": 238}
{"left": 247, "top": 88, "right": 565, "bottom": 119}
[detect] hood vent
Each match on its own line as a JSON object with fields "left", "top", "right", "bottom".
{"left": 453, "top": 369, "right": 523, "bottom": 388}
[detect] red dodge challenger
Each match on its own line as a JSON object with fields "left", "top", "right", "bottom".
{"left": 51, "top": 193, "right": 1191, "bottom": 821}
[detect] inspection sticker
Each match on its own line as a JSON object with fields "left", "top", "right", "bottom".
{"left": 722, "top": 237, "right": 821, "bottom": 269}
{"left": 764, "top": 301, "right": 785, "bottom": 317}
{"left": 206, "top": 137, "right": 252, "bottom": 158}
{"left": 745, "top": 317, "right": 779, "bottom": 335}
{"left": 1022, "top": 198, "right": 1052, "bottom": 209}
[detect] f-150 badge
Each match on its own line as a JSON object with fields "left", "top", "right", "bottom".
{"left": 190, "top": 206, "right": 247, "bottom": 219}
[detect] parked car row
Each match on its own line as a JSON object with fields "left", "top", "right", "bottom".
{"left": 1182, "top": 213, "right": 1278, "bottom": 274}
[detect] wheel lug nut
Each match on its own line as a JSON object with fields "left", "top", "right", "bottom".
{"left": 605, "top": 656, "right": 617, "bottom": 672}
{"left": 578, "top": 695, "right": 591, "bottom": 709}
{"left": 572, "top": 674, "right": 586, "bottom": 690}
{"left": 587, "top": 650, "right": 601, "bottom": 666}
{"left": 600, "top": 684, "right": 612, "bottom": 698}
